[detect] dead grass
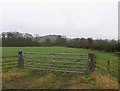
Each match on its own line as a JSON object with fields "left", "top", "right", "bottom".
{"left": 66, "top": 76, "right": 90, "bottom": 89}
{"left": 90, "top": 70, "right": 118, "bottom": 89}
{"left": 66, "top": 70, "right": 118, "bottom": 89}
{"left": 3, "top": 72, "right": 25, "bottom": 81}
{"left": 2, "top": 70, "right": 119, "bottom": 89}
{"left": 26, "top": 73, "right": 54, "bottom": 89}
{"left": 97, "top": 74, "right": 118, "bottom": 89}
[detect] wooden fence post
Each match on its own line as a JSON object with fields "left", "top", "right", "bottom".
{"left": 107, "top": 60, "right": 110, "bottom": 72}
{"left": 87, "top": 53, "right": 95, "bottom": 72}
{"left": 18, "top": 51, "right": 24, "bottom": 68}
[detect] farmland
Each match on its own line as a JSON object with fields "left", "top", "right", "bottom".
{"left": 2, "top": 47, "right": 119, "bottom": 89}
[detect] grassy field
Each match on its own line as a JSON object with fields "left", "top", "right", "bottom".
{"left": 2, "top": 47, "right": 119, "bottom": 89}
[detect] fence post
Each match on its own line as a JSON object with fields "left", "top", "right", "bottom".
{"left": 18, "top": 51, "right": 24, "bottom": 68}
{"left": 107, "top": 60, "right": 110, "bottom": 72}
{"left": 87, "top": 53, "right": 95, "bottom": 72}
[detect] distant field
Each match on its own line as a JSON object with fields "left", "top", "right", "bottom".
{"left": 2, "top": 47, "right": 118, "bottom": 89}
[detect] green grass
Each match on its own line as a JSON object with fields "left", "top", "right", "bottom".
{"left": 2, "top": 47, "right": 119, "bottom": 89}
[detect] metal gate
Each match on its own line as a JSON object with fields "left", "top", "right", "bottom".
{"left": 18, "top": 51, "right": 95, "bottom": 73}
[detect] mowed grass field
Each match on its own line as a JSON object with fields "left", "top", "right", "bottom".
{"left": 2, "top": 47, "right": 119, "bottom": 89}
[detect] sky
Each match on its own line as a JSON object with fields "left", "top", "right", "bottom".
{"left": 0, "top": 0, "right": 119, "bottom": 40}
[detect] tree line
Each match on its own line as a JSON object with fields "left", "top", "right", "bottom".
{"left": 1, "top": 32, "right": 118, "bottom": 52}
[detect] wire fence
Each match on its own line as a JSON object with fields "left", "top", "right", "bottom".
{"left": 2, "top": 56, "right": 18, "bottom": 70}
{"left": 95, "top": 59, "right": 118, "bottom": 79}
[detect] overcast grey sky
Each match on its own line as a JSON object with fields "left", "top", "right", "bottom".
{"left": 0, "top": 0, "right": 119, "bottom": 39}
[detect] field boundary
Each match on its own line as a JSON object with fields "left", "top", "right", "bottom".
{"left": 18, "top": 51, "right": 95, "bottom": 74}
